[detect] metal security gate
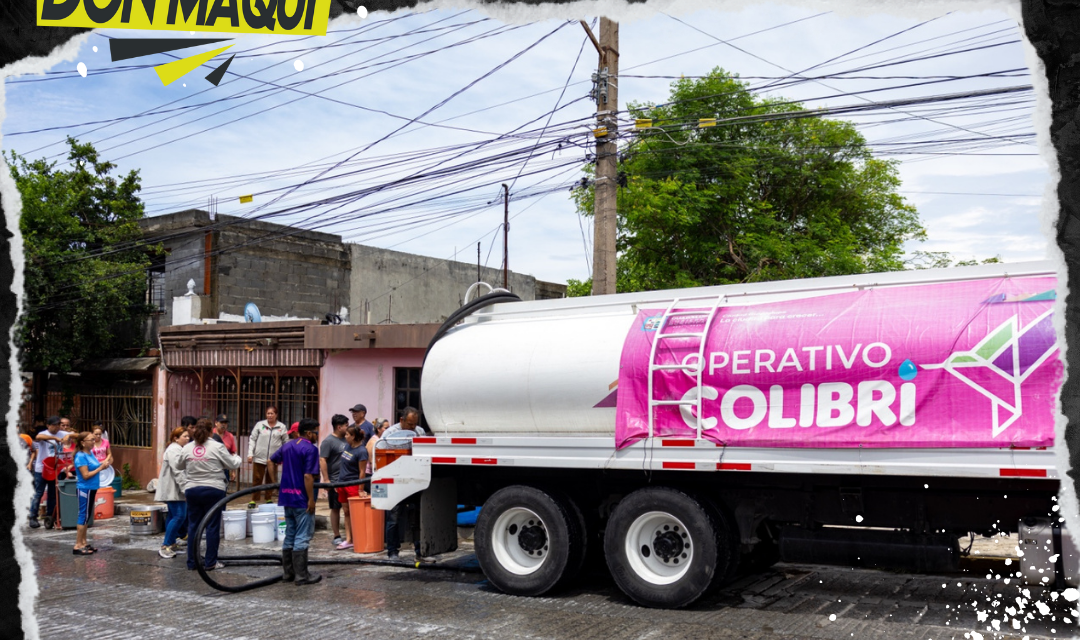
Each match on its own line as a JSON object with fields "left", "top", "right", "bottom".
{"left": 166, "top": 368, "right": 319, "bottom": 491}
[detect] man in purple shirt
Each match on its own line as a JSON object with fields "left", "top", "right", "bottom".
{"left": 270, "top": 417, "right": 322, "bottom": 585}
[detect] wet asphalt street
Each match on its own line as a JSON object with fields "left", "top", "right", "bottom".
{"left": 22, "top": 516, "right": 1079, "bottom": 640}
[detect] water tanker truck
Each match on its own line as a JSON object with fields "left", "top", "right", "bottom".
{"left": 371, "top": 261, "right": 1076, "bottom": 608}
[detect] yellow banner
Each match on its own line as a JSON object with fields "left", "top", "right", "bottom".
{"left": 37, "top": 0, "right": 331, "bottom": 36}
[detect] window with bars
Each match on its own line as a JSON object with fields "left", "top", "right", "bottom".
{"left": 394, "top": 367, "right": 422, "bottom": 425}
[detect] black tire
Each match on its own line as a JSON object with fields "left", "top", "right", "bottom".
{"left": 549, "top": 490, "right": 588, "bottom": 590}
{"left": 475, "top": 485, "right": 585, "bottom": 596}
{"left": 604, "top": 487, "right": 736, "bottom": 609}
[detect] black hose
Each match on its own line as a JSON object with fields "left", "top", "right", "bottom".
{"left": 192, "top": 478, "right": 480, "bottom": 593}
{"left": 422, "top": 290, "right": 521, "bottom": 367}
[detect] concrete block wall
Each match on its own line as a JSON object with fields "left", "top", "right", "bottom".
{"left": 215, "top": 220, "right": 351, "bottom": 320}
{"left": 350, "top": 244, "right": 560, "bottom": 325}
{"left": 161, "top": 234, "right": 207, "bottom": 316}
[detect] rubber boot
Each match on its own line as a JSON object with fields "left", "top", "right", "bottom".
{"left": 281, "top": 548, "right": 295, "bottom": 582}
{"left": 293, "top": 549, "right": 322, "bottom": 585}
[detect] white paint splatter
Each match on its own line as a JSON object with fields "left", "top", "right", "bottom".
{"left": 829, "top": 614, "right": 836, "bottom": 621}
{"left": 92, "top": 46, "right": 98, "bottom": 52}
{"left": 855, "top": 515, "right": 863, "bottom": 523}
{"left": 356, "top": 5, "right": 368, "bottom": 18}
{"left": 1062, "top": 588, "right": 1079, "bottom": 602}
{"left": 77, "top": 62, "right": 87, "bottom": 77}
{"left": 294, "top": 60, "right": 304, "bottom": 72}
{"left": 1005, "top": 558, "right": 1012, "bottom": 565}
{"left": 1036, "top": 601, "right": 1050, "bottom": 615}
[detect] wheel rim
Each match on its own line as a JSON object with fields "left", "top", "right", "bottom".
{"left": 624, "top": 511, "right": 693, "bottom": 585}
{"left": 491, "top": 507, "right": 549, "bottom": 576}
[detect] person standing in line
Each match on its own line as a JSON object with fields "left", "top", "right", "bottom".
{"left": 271, "top": 417, "right": 322, "bottom": 585}
{"left": 348, "top": 404, "right": 374, "bottom": 445}
{"left": 177, "top": 418, "right": 241, "bottom": 572}
{"left": 29, "top": 416, "right": 72, "bottom": 529}
{"left": 73, "top": 431, "right": 111, "bottom": 555}
{"left": 385, "top": 407, "right": 427, "bottom": 437}
{"left": 57, "top": 416, "right": 77, "bottom": 481}
{"left": 90, "top": 422, "right": 110, "bottom": 463}
{"left": 213, "top": 415, "right": 237, "bottom": 454}
{"left": 248, "top": 406, "right": 287, "bottom": 506}
{"left": 365, "top": 420, "right": 389, "bottom": 475}
{"left": 382, "top": 408, "right": 431, "bottom": 563}
{"left": 319, "top": 414, "right": 349, "bottom": 547}
{"left": 19, "top": 424, "right": 35, "bottom": 473}
{"left": 154, "top": 427, "right": 190, "bottom": 559}
{"left": 212, "top": 414, "right": 237, "bottom": 489}
{"left": 334, "top": 425, "right": 369, "bottom": 551}
{"left": 176, "top": 415, "right": 198, "bottom": 543}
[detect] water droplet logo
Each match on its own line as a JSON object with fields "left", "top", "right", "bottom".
{"left": 898, "top": 359, "right": 918, "bottom": 381}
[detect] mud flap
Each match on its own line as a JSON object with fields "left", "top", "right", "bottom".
{"left": 420, "top": 478, "right": 458, "bottom": 556}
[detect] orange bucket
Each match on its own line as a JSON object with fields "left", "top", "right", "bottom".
{"left": 94, "top": 487, "right": 115, "bottom": 520}
{"left": 348, "top": 495, "right": 384, "bottom": 554}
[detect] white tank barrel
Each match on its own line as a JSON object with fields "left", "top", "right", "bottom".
{"left": 421, "top": 261, "right": 1057, "bottom": 440}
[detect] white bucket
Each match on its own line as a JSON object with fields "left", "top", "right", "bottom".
{"left": 276, "top": 506, "right": 286, "bottom": 541}
{"left": 251, "top": 512, "right": 277, "bottom": 544}
{"left": 222, "top": 510, "right": 246, "bottom": 541}
{"left": 257, "top": 503, "right": 277, "bottom": 513}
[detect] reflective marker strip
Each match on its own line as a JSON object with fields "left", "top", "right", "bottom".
{"left": 1000, "top": 468, "right": 1047, "bottom": 477}
{"left": 719, "top": 463, "right": 752, "bottom": 471}
{"left": 472, "top": 458, "right": 498, "bottom": 465}
{"left": 413, "top": 437, "right": 436, "bottom": 444}
{"left": 662, "top": 461, "right": 695, "bottom": 470}
{"left": 431, "top": 457, "right": 456, "bottom": 464}
{"left": 371, "top": 478, "right": 394, "bottom": 484}
{"left": 662, "top": 440, "right": 696, "bottom": 447}
{"left": 451, "top": 438, "right": 477, "bottom": 445}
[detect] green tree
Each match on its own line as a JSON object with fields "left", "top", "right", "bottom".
{"left": 572, "top": 68, "right": 926, "bottom": 293}
{"left": 7, "top": 138, "right": 155, "bottom": 372}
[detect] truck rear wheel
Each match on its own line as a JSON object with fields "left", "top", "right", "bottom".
{"left": 475, "top": 486, "right": 585, "bottom": 596}
{"left": 604, "top": 487, "right": 735, "bottom": 609}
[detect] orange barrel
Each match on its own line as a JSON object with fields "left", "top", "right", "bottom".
{"left": 348, "top": 495, "right": 384, "bottom": 553}
{"left": 94, "top": 487, "right": 115, "bottom": 520}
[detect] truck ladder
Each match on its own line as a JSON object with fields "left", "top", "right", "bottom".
{"left": 647, "top": 295, "right": 725, "bottom": 439}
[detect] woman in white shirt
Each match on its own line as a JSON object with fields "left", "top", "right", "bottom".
{"left": 154, "top": 427, "right": 190, "bottom": 559}
{"left": 247, "top": 406, "right": 287, "bottom": 505}
{"left": 177, "top": 418, "right": 241, "bottom": 571}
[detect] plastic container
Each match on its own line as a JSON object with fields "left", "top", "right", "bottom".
{"left": 57, "top": 479, "right": 79, "bottom": 530}
{"left": 222, "top": 510, "right": 246, "bottom": 541}
{"left": 130, "top": 505, "right": 166, "bottom": 535}
{"left": 275, "top": 506, "right": 286, "bottom": 541}
{"left": 348, "top": 496, "right": 384, "bottom": 554}
{"left": 251, "top": 512, "right": 277, "bottom": 544}
{"left": 110, "top": 475, "right": 122, "bottom": 499}
{"left": 246, "top": 507, "right": 256, "bottom": 537}
{"left": 93, "top": 487, "right": 115, "bottom": 520}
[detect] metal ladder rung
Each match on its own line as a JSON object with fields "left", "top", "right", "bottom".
{"left": 651, "top": 400, "right": 697, "bottom": 406}
{"left": 650, "top": 364, "right": 699, "bottom": 371}
{"left": 656, "top": 332, "right": 706, "bottom": 339}
{"left": 666, "top": 310, "right": 711, "bottom": 318}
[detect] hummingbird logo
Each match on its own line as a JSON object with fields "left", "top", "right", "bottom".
{"left": 922, "top": 307, "right": 1057, "bottom": 437}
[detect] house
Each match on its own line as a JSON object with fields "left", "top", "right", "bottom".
{"left": 140, "top": 209, "right": 566, "bottom": 327}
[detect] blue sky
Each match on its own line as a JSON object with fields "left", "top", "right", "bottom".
{"left": 1, "top": 4, "right": 1049, "bottom": 287}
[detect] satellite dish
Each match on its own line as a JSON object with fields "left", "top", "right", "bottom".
{"left": 244, "top": 302, "right": 262, "bottom": 323}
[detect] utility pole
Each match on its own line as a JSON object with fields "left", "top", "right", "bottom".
{"left": 502, "top": 183, "right": 510, "bottom": 289}
{"left": 582, "top": 18, "right": 619, "bottom": 295}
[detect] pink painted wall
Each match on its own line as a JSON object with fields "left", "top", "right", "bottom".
{"left": 319, "top": 348, "right": 425, "bottom": 440}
